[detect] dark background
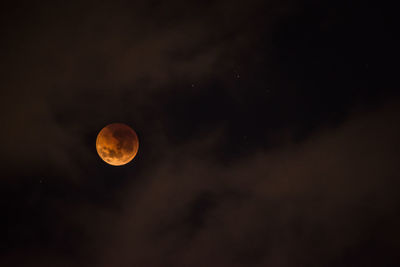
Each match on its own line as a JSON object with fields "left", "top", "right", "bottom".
{"left": 1, "top": 0, "right": 399, "bottom": 266}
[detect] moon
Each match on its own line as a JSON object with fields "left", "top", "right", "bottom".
{"left": 96, "top": 123, "right": 139, "bottom": 166}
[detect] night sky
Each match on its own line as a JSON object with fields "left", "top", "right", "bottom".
{"left": 1, "top": 1, "right": 400, "bottom": 266}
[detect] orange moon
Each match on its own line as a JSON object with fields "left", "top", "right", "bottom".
{"left": 96, "top": 123, "right": 139, "bottom": 166}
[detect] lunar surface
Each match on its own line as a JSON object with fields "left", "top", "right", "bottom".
{"left": 96, "top": 123, "right": 139, "bottom": 166}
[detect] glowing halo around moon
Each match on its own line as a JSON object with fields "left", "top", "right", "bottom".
{"left": 96, "top": 123, "right": 139, "bottom": 166}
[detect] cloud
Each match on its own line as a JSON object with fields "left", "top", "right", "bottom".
{"left": 0, "top": 0, "right": 296, "bottom": 181}
{"left": 2, "top": 0, "right": 292, "bottom": 93}
{"left": 79, "top": 100, "right": 400, "bottom": 266}
{"left": 1, "top": 1, "right": 398, "bottom": 266}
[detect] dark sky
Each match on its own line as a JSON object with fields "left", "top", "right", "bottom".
{"left": 1, "top": 0, "right": 400, "bottom": 266}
